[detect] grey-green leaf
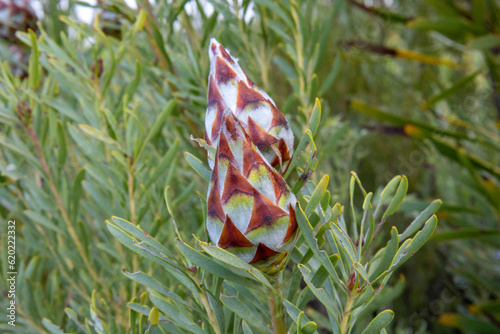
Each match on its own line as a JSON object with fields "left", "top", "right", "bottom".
{"left": 382, "top": 175, "right": 408, "bottom": 219}
{"left": 360, "top": 309, "right": 394, "bottom": 334}
{"left": 399, "top": 200, "right": 442, "bottom": 240}
{"left": 184, "top": 152, "right": 211, "bottom": 181}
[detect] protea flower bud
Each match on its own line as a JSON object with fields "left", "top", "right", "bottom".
{"left": 0, "top": 0, "right": 37, "bottom": 44}
{"left": 206, "top": 112, "right": 298, "bottom": 273}
{"left": 205, "top": 38, "right": 294, "bottom": 172}
{"left": 97, "top": 6, "right": 123, "bottom": 40}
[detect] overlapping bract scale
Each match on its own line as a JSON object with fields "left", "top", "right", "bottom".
{"left": 205, "top": 38, "right": 294, "bottom": 172}
{"left": 206, "top": 113, "right": 298, "bottom": 268}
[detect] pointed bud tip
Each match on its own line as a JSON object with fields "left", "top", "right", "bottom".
{"left": 209, "top": 38, "right": 219, "bottom": 55}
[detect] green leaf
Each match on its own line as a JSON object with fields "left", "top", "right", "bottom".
{"left": 28, "top": 29, "right": 40, "bottom": 89}
{"left": 309, "top": 98, "right": 322, "bottom": 138}
{"left": 175, "top": 239, "right": 254, "bottom": 287}
{"left": 148, "top": 307, "right": 159, "bottom": 326}
{"left": 330, "top": 223, "right": 356, "bottom": 263}
{"left": 253, "top": 0, "right": 294, "bottom": 29}
{"left": 428, "top": 136, "right": 500, "bottom": 181}
{"left": 220, "top": 294, "right": 273, "bottom": 334}
{"left": 70, "top": 169, "right": 86, "bottom": 223}
{"left": 375, "top": 175, "right": 401, "bottom": 217}
{"left": 349, "top": 174, "right": 359, "bottom": 242}
{"left": 369, "top": 227, "right": 399, "bottom": 281}
{"left": 110, "top": 217, "right": 175, "bottom": 258}
{"left": 295, "top": 204, "right": 344, "bottom": 289}
{"left": 421, "top": 71, "right": 481, "bottom": 110}
{"left": 353, "top": 262, "right": 373, "bottom": 292}
{"left": 439, "top": 313, "right": 500, "bottom": 333}
{"left": 469, "top": 300, "right": 500, "bottom": 314}
{"left": 0, "top": 134, "right": 40, "bottom": 167}
{"left": 184, "top": 152, "right": 211, "bottom": 181}
{"left": 319, "top": 54, "right": 341, "bottom": 95}
{"left": 242, "top": 321, "right": 254, "bottom": 334}
{"left": 432, "top": 228, "right": 500, "bottom": 241}
{"left": 284, "top": 129, "right": 315, "bottom": 180}
{"left": 308, "top": 75, "right": 319, "bottom": 106}
{"left": 360, "top": 310, "right": 394, "bottom": 334}
{"left": 134, "top": 9, "right": 147, "bottom": 32}
{"left": 387, "top": 215, "right": 438, "bottom": 274}
{"left": 198, "top": 241, "right": 275, "bottom": 292}
{"left": 90, "top": 290, "right": 109, "bottom": 334}
{"left": 56, "top": 121, "right": 67, "bottom": 168}
{"left": 298, "top": 264, "right": 339, "bottom": 316}
{"left": 301, "top": 321, "right": 318, "bottom": 334}
{"left": 382, "top": 175, "right": 408, "bottom": 219}
{"left": 42, "top": 318, "right": 65, "bottom": 334}
{"left": 305, "top": 174, "right": 329, "bottom": 216}
{"left": 283, "top": 300, "right": 313, "bottom": 326}
{"left": 321, "top": 190, "right": 331, "bottom": 212}
{"left": 205, "top": 287, "right": 225, "bottom": 334}
{"left": 144, "top": 139, "right": 180, "bottom": 189}
{"left": 137, "top": 100, "right": 176, "bottom": 159}
{"left": 349, "top": 100, "right": 470, "bottom": 140}
{"left": 122, "top": 271, "right": 192, "bottom": 310}
{"left": 24, "top": 210, "right": 64, "bottom": 234}
{"left": 399, "top": 200, "right": 442, "bottom": 240}
{"left": 350, "top": 171, "right": 368, "bottom": 197}
{"left": 65, "top": 307, "right": 88, "bottom": 333}
{"left": 78, "top": 124, "right": 119, "bottom": 147}
{"left": 106, "top": 219, "right": 198, "bottom": 295}
{"left": 149, "top": 294, "right": 204, "bottom": 334}
{"left": 468, "top": 34, "right": 500, "bottom": 50}
{"left": 360, "top": 192, "right": 375, "bottom": 255}
{"left": 407, "top": 16, "right": 475, "bottom": 38}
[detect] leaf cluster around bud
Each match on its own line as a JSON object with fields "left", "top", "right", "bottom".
{"left": 109, "top": 96, "right": 441, "bottom": 333}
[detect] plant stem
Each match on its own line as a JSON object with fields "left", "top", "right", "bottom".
{"left": 139, "top": 0, "right": 172, "bottom": 72}
{"left": 128, "top": 164, "right": 136, "bottom": 224}
{"left": 268, "top": 277, "right": 286, "bottom": 334}
{"left": 26, "top": 124, "right": 100, "bottom": 284}
{"left": 194, "top": 275, "right": 221, "bottom": 334}
{"left": 200, "top": 290, "right": 221, "bottom": 334}
{"left": 341, "top": 293, "right": 354, "bottom": 334}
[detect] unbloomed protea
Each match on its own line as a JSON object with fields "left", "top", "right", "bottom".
{"left": 0, "top": 0, "right": 37, "bottom": 44}
{"left": 205, "top": 38, "right": 294, "bottom": 173}
{"left": 206, "top": 112, "right": 298, "bottom": 273}
{"left": 95, "top": 1, "right": 124, "bottom": 40}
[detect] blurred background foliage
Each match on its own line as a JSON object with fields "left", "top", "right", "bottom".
{"left": 0, "top": 0, "right": 499, "bottom": 333}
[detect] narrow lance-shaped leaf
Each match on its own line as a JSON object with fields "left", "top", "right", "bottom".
{"left": 296, "top": 203, "right": 344, "bottom": 289}
{"left": 360, "top": 310, "right": 394, "bottom": 334}
{"left": 305, "top": 174, "right": 329, "bottom": 215}
{"left": 383, "top": 215, "right": 438, "bottom": 278}
{"left": 185, "top": 152, "right": 211, "bottom": 181}
{"left": 369, "top": 227, "right": 399, "bottom": 282}
{"left": 359, "top": 192, "right": 373, "bottom": 257}
{"left": 298, "top": 265, "right": 340, "bottom": 316}
{"left": 149, "top": 294, "right": 205, "bottom": 334}
{"left": 309, "top": 98, "right": 321, "bottom": 137}
{"left": 399, "top": 200, "right": 442, "bottom": 240}
{"left": 220, "top": 294, "right": 273, "bottom": 334}
{"left": 382, "top": 175, "right": 408, "bottom": 219}
{"left": 373, "top": 175, "right": 401, "bottom": 219}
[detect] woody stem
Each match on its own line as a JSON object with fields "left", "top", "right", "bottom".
{"left": 268, "top": 276, "right": 286, "bottom": 334}
{"left": 341, "top": 293, "right": 354, "bottom": 334}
